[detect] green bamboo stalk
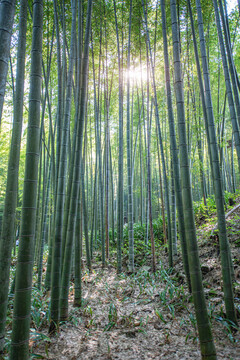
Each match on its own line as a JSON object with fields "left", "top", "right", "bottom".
{"left": 74, "top": 198, "right": 82, "bottom": 307}
{"left": 195, "top": 0, "right": 237, "bottom": 325}
{"left": 160, "top": 0, "right": 191, "bottom": 288}
{"left": 0, "top": 0, "right": 27, "bottom": 352}
{"left": 127, "top": 0, "right": 134, "bottom": 273}
{"left": 113, "top": 0, "right": 123, "bottom": 273}
{"left": 170, "top": 0, "right": 216, "bottom": 357}
{"left": 10, "top": 1, "right": 43, "bottom": 357}
{"left": 141, "top": 0, "right": 172, "bottom": 266}
{"left": 59, "top": 0, "right": 92, "bottom": 321}
{"left": 213, "top": 0, "right": 240, "bottom": 170}
{"left": 50, "top": 0, "right": 77, "bottom": 332}
{"left": 0, "top": 0, "right": 16, "bottom": 125}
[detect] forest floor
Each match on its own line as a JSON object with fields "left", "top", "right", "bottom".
{"left": 32, "top": 207, "right": 240, "bottom": 359}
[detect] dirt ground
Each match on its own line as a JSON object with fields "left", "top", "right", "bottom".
{"left": 33, "top": 208, "right": 240, "bottom": 360}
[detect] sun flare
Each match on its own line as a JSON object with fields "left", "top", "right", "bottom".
{"left": 124, "top": 65, "right": 149, "bottom": 84}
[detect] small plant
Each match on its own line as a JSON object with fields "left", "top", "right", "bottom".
{"left": 69, "top": 308, "right": 82, "bottom": 327}
{"left": 104, "top": 303, "right": 118, "bottom": 331}
{"left": 108, "top": 303, "right": 117, "bottom": 323}
{"left": 158, "top": 288, "right": 168, "bottom": 305}
{"left": 29, "top": 329, "right": 51, "bottom": 359}
{"left": 168, "top": 304, "right": 175, "bottom": 319}
{"left": 31, "top": 287, "right": 50, "bottom": 330}
{"left": 189, "top": 311, "right": 197, "bottom": 330}
{"left": 216, "top": 316, "right": 239, "bottom": 343}
{"left": 207, "top": 302, "right": 216, "bottom": 322}
{"left": 84, "top": 305, "right": 93, "bottom": 318}
{"left": 155, "top": 309, "right": 167, "bottom": 324}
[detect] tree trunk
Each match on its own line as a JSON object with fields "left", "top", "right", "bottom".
{"left": 170, "top": 0, "right": 217, "bottom": 357}
{"left": 160, "top": 0, "right": 191, "bottom": 288}
{"left": 50, "top": 0, "right": 77, "bottom": 332}
{"left": 10, "top": 0, "right": 43, "bottom": 357}
{"left": 114, "top": 0, "right": 123, "bottom": 273}
{"left": 0, "top": 0, "right": 27, "bottom": 352}
{"left": 0, "top": 0, "right": 16, "bottom": 125}
{"left": 59, "top": 0, "right": 92, "bottom": 321}
{"left": 195, "top": 0, "right": 237, "bottom": 325}
{"left": 127, "top": 0, "right": 134, "bottom": 273}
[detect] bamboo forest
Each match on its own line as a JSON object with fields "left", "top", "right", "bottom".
{"left": 0, "top": 0, "right": 240, "bottom": 359}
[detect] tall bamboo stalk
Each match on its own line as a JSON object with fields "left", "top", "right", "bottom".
{"left": 195, "top": 0, "right": 237, "bottom": 325}
{"left": 0, "top": 0, "right": 27, "bottom": 352}
{"left": 10, "top": 1, "right": 43, "bottom": 357}
{"left": 170, "top": 0, "right": 216, "bottom": 357}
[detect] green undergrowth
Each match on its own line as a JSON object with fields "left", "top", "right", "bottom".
{"left": 193, "top": 190, "right": 240, "bottom": 225}
{"left": 109, "top": 217, "right": 165, "bottom": 268}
